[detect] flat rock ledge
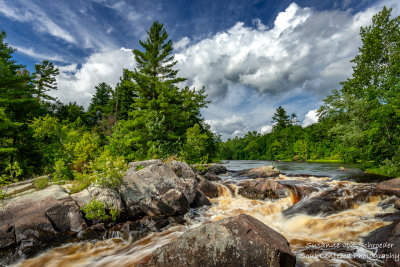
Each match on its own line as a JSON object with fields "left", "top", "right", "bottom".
{"left": 139, "top": 214, "right": 296, "bottom": 267}
{"left": 0, "top": 160, "right": 220, "bottom": 266}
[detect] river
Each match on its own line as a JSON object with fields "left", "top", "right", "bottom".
{"left": 15, "top": 160, "right": 393, "bottom": 267}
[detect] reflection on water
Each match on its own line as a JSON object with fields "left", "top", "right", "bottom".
{"left": 15, "top": 161, "right": 394, "bottom": 267}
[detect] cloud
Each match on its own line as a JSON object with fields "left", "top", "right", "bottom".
{"left": 175, "top": 0, "right": 400, "bottom": 138}
{"left": 13, "top": 46, "right": 66, "bottom": 63}
{"left": 52, "top": 48, "right": 135, "bottom": 107}
{"left": 302, "top": 109, "right": 319, "bottom": 127}
{"left": 0, "top": 0, "right": 76, "bottom": 43}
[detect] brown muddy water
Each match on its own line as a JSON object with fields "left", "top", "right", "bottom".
{"left": 14, "top": 160, "right": 394, "bottom": 267}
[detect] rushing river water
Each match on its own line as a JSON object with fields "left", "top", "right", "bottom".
{"left": 15, "top": 160, "right": 394, "bottom": 267}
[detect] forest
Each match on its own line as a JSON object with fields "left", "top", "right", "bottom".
{"left": 1, "top": 6, "right": 399, "bottom": 191}
{"left": 220, "top": 7, "right": 400, "bottom": 177}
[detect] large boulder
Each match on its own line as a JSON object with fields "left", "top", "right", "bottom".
{"left": 364, "top": 220, "right": 400, "bottom": 267}
{"left": 0, "top": 186, "right": 86, "bottom": 261}
{"left": 120, "top": 160, "right": 198, "bottom": 218}
{"left": 237, "top": 165, "right": 280, "bottom": 178}
{"left": 375, "top": 178, "right": 400, "bottom": 197}
{"left": 141, "top": 214, "right": 296, "bottom": 267}
{"left": 238, "top": 178, "right": 289, "bottom": 200}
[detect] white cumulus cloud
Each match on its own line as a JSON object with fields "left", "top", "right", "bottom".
{"left": 302, "top": 109, "right": 319, "bottom": 127}
{"left": 53, "top": 48, "right": 135, "bottom": 107}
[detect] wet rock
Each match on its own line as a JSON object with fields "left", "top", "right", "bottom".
{"left": 376, "top": 211, "right": 400, "bottom": 221}
{"left": 120, "top": 221, "right": 150, "bottom": 241}
{"left": 364, "top": 220, "right": 400, "bottom": 266}
{"left": 197, "top": 175, "right": 219, "bottom": 198}
{"left": 378, "top": 196, "right": 397, "bottom": 209}
{"left": 395, "top": 199, "right": 400, "bottom": 210}
{"left": 238, "top": 178, "right": 289, "bottom": 200}
{"left": 283, "top": 185, "right": 373, "bottom": 217}
{"left": 140, "top": 216, "right": 170, "bottom": 232}
{"left": 141, "top": 214, "right": 296, "bottom": 267}
{"left": 0, "top": 186, "right": 87, "bottom": 261}
{"left": 237, "top": 165, "right": 280, "bottom": 178}
{"left": 190, "top": 190, "right": 211, "bottom": 208}
{"left": 77, "top": 223, "right": 106, "bottom": 240}
{"left": 375, "top": 178, "right": 400, "bottom": 197}
{"left": 120, "top": 160, "right": 198, "bottom": 217}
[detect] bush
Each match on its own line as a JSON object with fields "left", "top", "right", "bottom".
{"left": 92, "top": 154, "right": 127, "bottom": 188}
{"left": 82, "top": 198, "right": 121, "bottom": 222}
{"left": 52, "top": 159, "right": 72, "bottom": 184}
{"left": 34, "top": 176, "right": 49, "bottom": 190}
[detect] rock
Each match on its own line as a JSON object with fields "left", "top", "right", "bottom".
{"left": 203, "top": 171, "right": 221, "bottom": 181}
{"left": 141, "top": 214, "right": 296, "bottom": 267}
{"left": 140, "top": 216, "right": 170, "bottom": 232}
{"left": 88, "top": 185, "right": 124, "bottom": 214}
{"left": 128, "top": 159, "right": 163, "bottom": 170}
{"left": 161, "top": 188, "right": 189, "bottom": 214}
{"left": 0, "top": 186, "right": 86, "bottom": 260}
{"left": 283, "top": 186, "right": 373, "bottom": 217}
{"left": 375, "top": 178, "right": 400, "bottom": 197}
{"left": 190, "top": 190, "right": 211, "bottom": 208}
{"left": 364, "top": 220, "right": 400, "bottom": 266}
{"left": 192, "top": 163, "right": 227, "bottom": 175}
{"left": 139, "top": 198, "right": 175, "bottom": 217}
{"left": 169, "top": 160, "right": 196, "bottom": 180}
{"left": 77, "top": 223, "right": 106, "bottom": 240}
{"left": 395, "top": 199, "right": 400, "bottom": 210}
{"left": 238, "top": 178, "right": 289, "bottom": 200}
{"left": 197, "top": 175, "right": 219, "bottom": 198}
{"left": 377, "top": 195, "right": 397, "bottom": 209}
{"left": 120, "top": 160, "right": 198, "bottom": 218}
{"left": 120, "top": 221, "right": 150, "bottom": 241}
{"left": 70, "top": 189, "right": 91, "bottom": 209}
{"left": 237, "top": 165, "right": 280, "bottom": 178}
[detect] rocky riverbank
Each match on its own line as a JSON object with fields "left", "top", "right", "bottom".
{"left": 2, "top": 160, "right": 400, "bottom": 266}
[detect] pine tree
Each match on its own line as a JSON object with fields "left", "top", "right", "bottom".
{"left": 272, "top": 106, "right": 290, "bottom": 131}
{"left": 0, "top": 30, "right": 38, "bottom": 173}
{"left": 88, "top": 82, "right": 113, "bottom": 124}
{"left": 33, "top": 60, "right": 59, "bottom": 101}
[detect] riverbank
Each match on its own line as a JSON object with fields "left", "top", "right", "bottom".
{"left": 2, "top": 160, "right": 400, "bottom": 266}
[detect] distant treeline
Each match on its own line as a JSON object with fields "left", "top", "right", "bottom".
{"left": 221, "top": 7, "right": 400, "bottom": 177}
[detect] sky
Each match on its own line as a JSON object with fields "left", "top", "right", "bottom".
{"left": 1, "top": 0, "right": 399, "bottom": 140}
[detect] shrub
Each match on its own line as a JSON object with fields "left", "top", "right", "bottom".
{"left": 52, "top": 159, "right": 72, "bottom": 184}
{"left": 34, "top": 176, "right": 49, "bottom": 190}
{"left": 92, "top": 154, "right": 127, "bottom": 188}
{"left": 82, "top": 199, "right": 121, "bottom": 222}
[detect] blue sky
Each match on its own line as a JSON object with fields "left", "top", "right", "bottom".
{"left": 1, "top": 0, "right": 399, "bottom": 139}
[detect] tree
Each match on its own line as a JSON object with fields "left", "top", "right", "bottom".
{"left": 319, "top": 7, "right": 400, "bottom": 171}
{"left": 33, "top": 60, "right": 59, "bottom": 101}
{"left": 88, "top": 82, "right": 113, "bottom": 124}
{"left": 115, "top": 21, "right": 209, "bottom": 159}
{"left": 272, "top": 106, "right": 291, "bottom": 131}
{"left": 0, "top": 30, "right": 39, "bottom": 174}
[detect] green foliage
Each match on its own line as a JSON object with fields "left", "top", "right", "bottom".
{"left": 318, "top": 6, "right": 400, "bottom": 174}
{"left": 33, "top": 60, "right": 59, "bottom": 102}
{"left": 135, "top": 164, "right": 144, "bottom": 171}
{"left": 82, "top": 199, "right": 108, "bottom": 221}
{"left": 91, "top": 153, "right": 127, "bottom": 188}
{"left": 33, "top": 176, "right": 49, "bottom": 190}
{"left": 52, "top": 159, "right": 72, "bottom": 184}
{"left": 0, "top": 162, "right": 22, "bottom": 186}
{"left": 181, "top": 124, "right": 209, "bottom": 164}
{"left": 82, "top": 199, "right": 120, "bottom": 222}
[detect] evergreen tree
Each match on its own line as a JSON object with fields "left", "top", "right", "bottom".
{"left": 110, "top": 21, "right": 209, "bottom": 160}
{"left": 33, "top": 60, "right": 59, "bottom": 101}
{"left": 88, "top": 82, "right": 113, "bottom": 124}
{"left": 0, "top": 30, "right": 39, "bottom": 173}
{"left": 272, "top": 106, "right": 290, "bottom": 131}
